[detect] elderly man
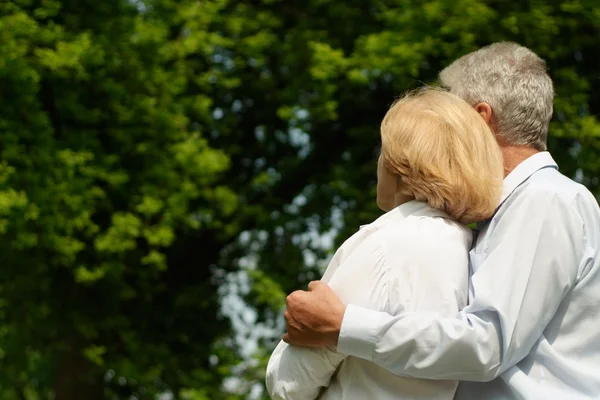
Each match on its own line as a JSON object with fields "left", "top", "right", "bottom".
{"left": 282, "top": 42, "right": 600, "bottom": 399}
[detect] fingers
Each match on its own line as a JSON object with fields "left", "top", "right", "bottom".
{"left": 283, "top": 313, "right": 299, "bottom": 345}
{"left": 283, "top": 284, "right": 325, "bottom": 347}
{"left": 283, "top": 300, "right": 298, "bottom": 344}
{"left": 286, "top": 290, "right": 303, "bottom": 309}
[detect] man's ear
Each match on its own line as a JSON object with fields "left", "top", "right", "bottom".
{"left": 474, "top": 102, "right": 493, "bottom": 124}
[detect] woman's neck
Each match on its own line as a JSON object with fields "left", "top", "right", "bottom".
{"left": 393, "top": 193, "right": 414, "bottom": 208}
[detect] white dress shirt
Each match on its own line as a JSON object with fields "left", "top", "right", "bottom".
{"left": 266, "top": 201, "right": 473, "bottom": 399}
{"left": 337, "top": 152, "right": 600, "bottom": 400}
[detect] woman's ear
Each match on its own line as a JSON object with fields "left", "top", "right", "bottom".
{"left": 395, "top": 174, "right": 403, "bottom": 189}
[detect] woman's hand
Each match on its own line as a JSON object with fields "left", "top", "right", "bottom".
{"left": 283, "top": 281, "right": 346, "bottom": 348}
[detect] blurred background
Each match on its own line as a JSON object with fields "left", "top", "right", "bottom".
{"left": 0, "top": 0, "right": 599, "bottom": 399}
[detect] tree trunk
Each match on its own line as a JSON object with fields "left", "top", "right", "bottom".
{"left": 54, "top": 346, "right": 104, "bottom": 400}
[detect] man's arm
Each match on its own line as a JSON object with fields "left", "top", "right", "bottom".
{"left": 285, "top": 192, "right": 586, "bottom": 381}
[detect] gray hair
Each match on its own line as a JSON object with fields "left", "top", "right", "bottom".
{"left": 439, "top": 42, "right": 554, "bottom": 151}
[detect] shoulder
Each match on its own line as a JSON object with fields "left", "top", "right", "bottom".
{"left": 518, "top": 168, "right": 593, "bottom": 209}
{"left": 491, "top": 169, "right": 599, "bottom": 268}
{"left": 508, "top": 169, "right": 596, "bottom": 223}
{"left": 372, "top": 211, "right": 471, "bottom": 313}
{"left": 375, "top": 212, "right": 471, "bottom": 248}
{"left": 371, "top": 211, "right": 472, "bottom": 268}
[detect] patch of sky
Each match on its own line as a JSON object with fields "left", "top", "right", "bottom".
{"left": 254, "top": 126, "right": 265, "bottom": 142}
{"left": 232, "top": 99, "right": 243, "bottom": 113}
{"left": 213, "top": 107, "right": 224, "bottom": 120}
{"left": 128, "top": 0, "right": 148, "bottom": 13}
{"left": 569, "top": 142, "right": 582, "bottom": 158}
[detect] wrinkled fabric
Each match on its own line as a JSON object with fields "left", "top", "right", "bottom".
{"left": 267, "top": 200, "right": 472, "bottom": 399}
{"left": 338, "top": 152, "right": 600, "bottom": 400}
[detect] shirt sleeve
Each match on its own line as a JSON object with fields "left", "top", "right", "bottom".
{"left": 265, "top": 341, "right": 345, "bottom": 400}
{"left": 337, "top": 192, "right": 586, "bottom": 381}
{"left": 265, "top": 233, "right": 390, "bottom": 399}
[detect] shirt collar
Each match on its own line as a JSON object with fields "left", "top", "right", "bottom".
{"left": 500, "top": 151, "right": 558, "bottom": 205}
{"left": 360, "top": 200, "right": 445, "bottom": 230}
{"left": 361, "top": 152, "right": 558, "bottom": 231}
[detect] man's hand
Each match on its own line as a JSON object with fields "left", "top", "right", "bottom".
{"left": 283, "top": 281, "right": 346, "bottom": 347}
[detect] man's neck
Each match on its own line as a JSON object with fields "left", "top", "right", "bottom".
{"left": 501, "top": 145, "right": 541, "bottom": 177}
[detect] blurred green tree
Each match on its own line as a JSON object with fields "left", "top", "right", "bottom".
{"left": 217, "top": 0, "right": 600, "bottom": 396}
{"left": 0, "top": 0, "right": 598, "bottom": 399}
{"left": 0, "top": 0, "right": 238, "bottom": 398}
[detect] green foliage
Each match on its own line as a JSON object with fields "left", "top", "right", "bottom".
{"left": 0, "top": 0, "right": 237, "bottom": 397}
{"left": 0, "top": 0, "right": 598, "bottom": 399}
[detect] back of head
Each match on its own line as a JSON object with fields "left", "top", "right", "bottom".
{"left": 380, "top": 88, "right": 504, "bottom": 224}
{"left": 439, "top": 42, "right": 554, "bottom": 151}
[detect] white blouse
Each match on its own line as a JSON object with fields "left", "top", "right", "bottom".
{"left": 266, "top": 200, "right": 472, "bottom": 400}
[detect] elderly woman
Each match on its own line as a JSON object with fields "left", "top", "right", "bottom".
{"left": 265, "top": 88, "right": 504, "bottom": 400}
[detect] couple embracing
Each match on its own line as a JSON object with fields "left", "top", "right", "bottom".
{"left": 267, "top": 42, "right": 600, "bottom": 400}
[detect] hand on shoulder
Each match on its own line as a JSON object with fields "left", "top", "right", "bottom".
{"left": 283, "top": 281, "right": 346, "bottom": 348}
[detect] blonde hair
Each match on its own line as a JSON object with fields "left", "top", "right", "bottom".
{"left": 439, "top": 42, "right": 554, "bottom": 151}
{"left": 380, "top": 88, "right": 504, "bottom": 224}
